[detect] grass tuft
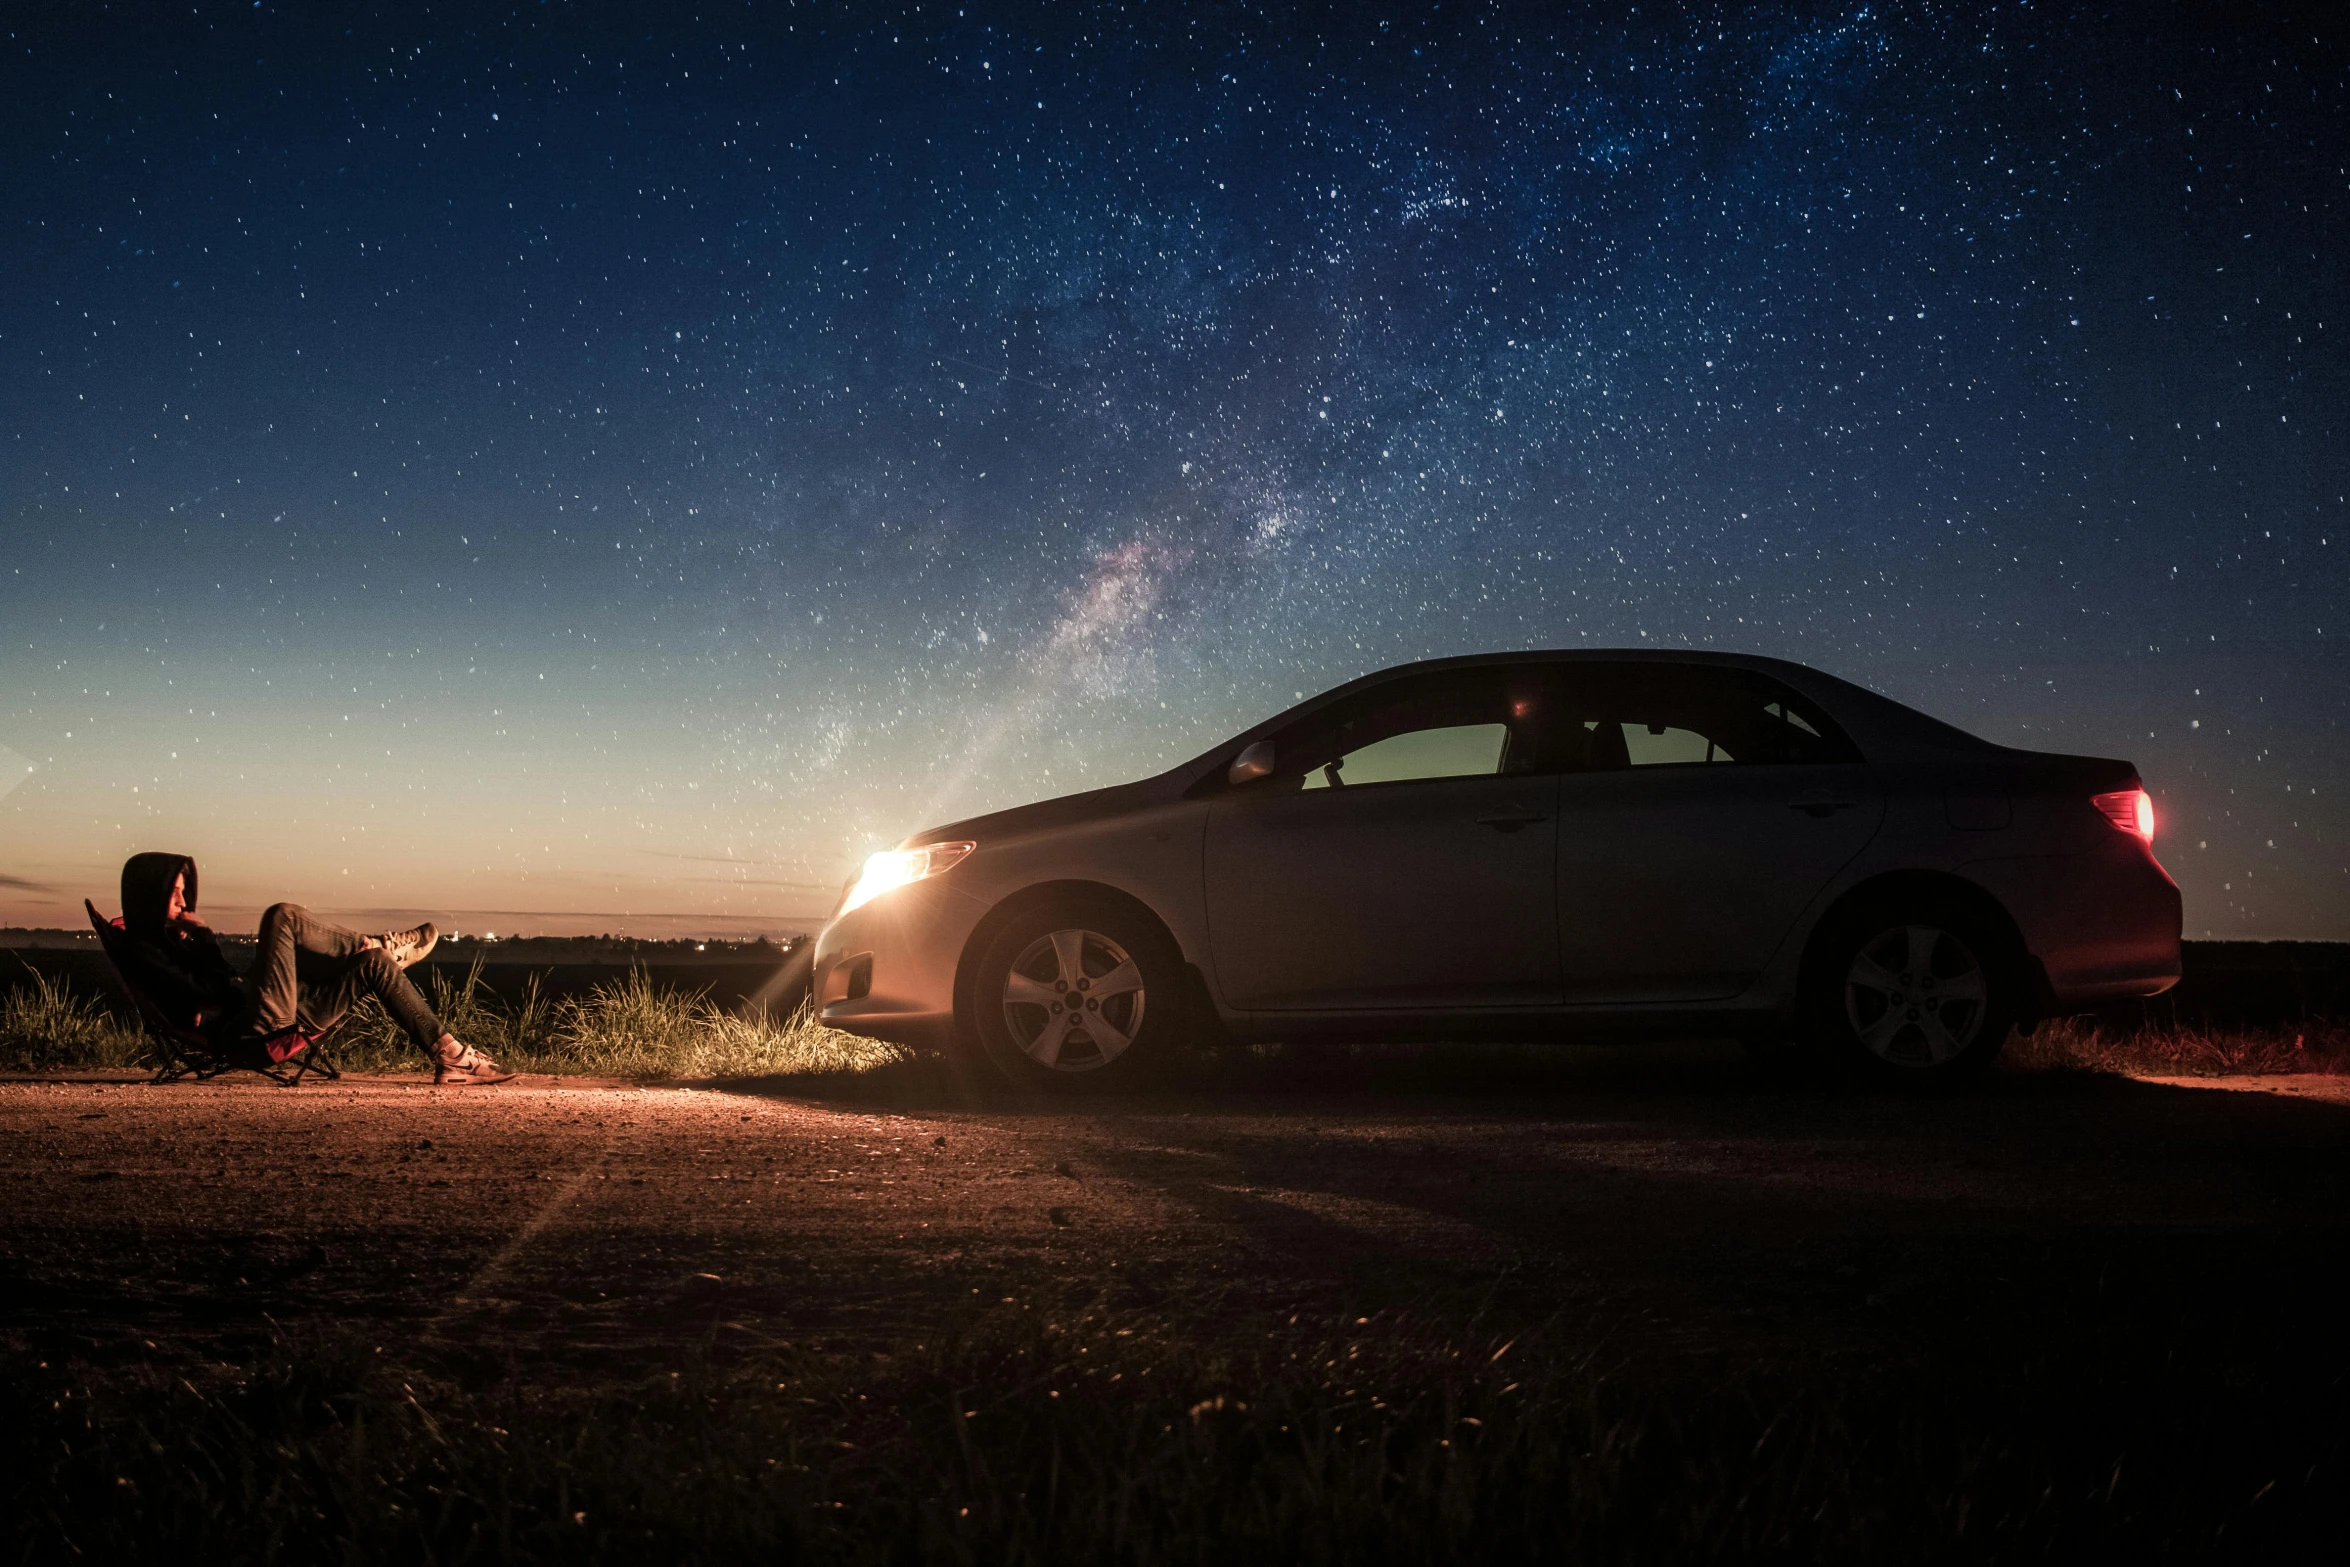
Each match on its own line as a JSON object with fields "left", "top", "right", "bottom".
{"left": 319, "top": 959, "right": 902, "bottom": 1080}
{"left": 0, "top": 964, "right": 148, "bottom": 1071}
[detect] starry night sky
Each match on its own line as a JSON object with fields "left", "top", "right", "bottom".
{"left": 3, "top": 3, "right": 2344, "bottom": 939}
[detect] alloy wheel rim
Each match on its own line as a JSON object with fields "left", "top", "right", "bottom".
{"left": 1001, "top": 928, "right": 1146, "bottom": 1071}
{"left": 1843, "top": 924, "right": 1989, "bottom": 1067}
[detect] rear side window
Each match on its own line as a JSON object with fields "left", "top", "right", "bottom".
{"left": 1554, "top": 665, "right": 1859, "bottom": 770}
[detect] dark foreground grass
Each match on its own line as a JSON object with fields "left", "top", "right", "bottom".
{"left": 8, "top": 1299, "right": 2342, "bottom": 1565}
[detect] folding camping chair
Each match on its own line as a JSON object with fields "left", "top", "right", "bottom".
{"left": 84, "top": 900, "right": 339, "bottom": 1085}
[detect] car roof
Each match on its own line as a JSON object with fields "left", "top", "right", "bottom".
{"left": 907, "top": 647, "right": 2115, "bottom": 850}
{"left": 1169, "top": 647, "right": 2007, "bottom": 783}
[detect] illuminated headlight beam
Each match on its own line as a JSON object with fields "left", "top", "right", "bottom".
{"left": 836, "top": 840, "right": 977, "bottom": 918}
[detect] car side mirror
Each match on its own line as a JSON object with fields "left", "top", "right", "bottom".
{"left": 1227, "top": 740, "right": 1276, "bottom": 786}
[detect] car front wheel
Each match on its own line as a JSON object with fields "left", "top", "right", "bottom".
{"left": 1808, "top": 903, "right": 2017, "bottom": 1078}
{"left": 968, "top": 899, "right": 1185, "bottom": 1089}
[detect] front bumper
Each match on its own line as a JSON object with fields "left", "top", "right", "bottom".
{"left": 809, "top": 878, "right": 988, "bottom": 1051}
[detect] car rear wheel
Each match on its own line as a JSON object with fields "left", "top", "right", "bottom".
{"left": 968, "top": 900, "right": 1185, "bottom": 1089}
{"left": 1808, "top": 902, "right": 2017, "bottom": 1078}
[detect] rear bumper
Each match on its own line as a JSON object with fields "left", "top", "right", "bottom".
{"left": 1960, "top": 843, "right": 2182, "bottom": 1010}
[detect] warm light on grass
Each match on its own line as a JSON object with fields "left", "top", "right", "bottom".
{"left": 321, "top": 961, "right": 906, "bottom": 1079}
{"left": 2005, "top": 1015, "right": 2349, "bottom": 1077}
{"left": 0, "top": 967, "right": 147, "bottom": 1070}
{"left": 7, "top": 959, "right": 2344, "bottom": 1085}
{"left": 0, "top": 959, "right": 901, "bottom": 1080}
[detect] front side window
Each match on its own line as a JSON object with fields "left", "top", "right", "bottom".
{"left": 1302, "top": 722, "right": 1509, "bottom": 789}
{"left": 1270, "top": 669, "right": 1553, "bottom": 793}
{"left": 1555, "top": 666, "right": 1859, "bottom": 770}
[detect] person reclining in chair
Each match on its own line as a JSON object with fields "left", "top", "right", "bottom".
{"left": 112, "top": 851, "right": 514, "bottom": 1086}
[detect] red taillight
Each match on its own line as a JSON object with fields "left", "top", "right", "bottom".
{"left": 2092, "top": 788, "right": 2155, "bottom": 843}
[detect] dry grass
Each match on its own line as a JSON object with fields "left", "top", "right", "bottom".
{"left": 319, "top": 960, "right": 903, "bottom": 1080}
{"left": 2006, "top": 1016, "right": 2350, "bottom": 1078}
{"left": 11, "top": 952, "right": 2345, "bottom": 1088}
{"left": 0, "top": 964, "right": 149, "bottom": 1071}
{"left": 0, "top": 958, "right": 898, "bottom": 1081}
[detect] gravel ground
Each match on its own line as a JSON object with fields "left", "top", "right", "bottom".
{"left": 6, "top": 1045, "right": 2349, "bottom": 1384}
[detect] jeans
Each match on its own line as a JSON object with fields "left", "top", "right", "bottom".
{"left": 246, "top": 903, "right": 443, "bottom": 1054}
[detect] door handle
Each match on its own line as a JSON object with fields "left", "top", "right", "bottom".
{"left": 1475, "top": 813, "right": 1548, "bottom": 833}
{"left": 1789, "top": 799, "right": 1861, "bottom": 818}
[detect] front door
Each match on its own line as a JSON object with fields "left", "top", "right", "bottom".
{"left": 1205, "top": 667, "right": 1563, "bottom": 1011}
{"left": 1548, "top": 664, "right": 1884, "bottom": 1003}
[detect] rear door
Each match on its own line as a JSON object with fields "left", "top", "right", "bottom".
{"left": 1550, "top": 664, "right": 1883, "bottom": 1003}
{"left": 1204, "top": 666, "right": 1563, "bottom": 1011}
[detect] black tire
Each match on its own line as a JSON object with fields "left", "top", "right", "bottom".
{"left": 1805, "top": 898, "right": 2019, "bottom": 1080}
{"left": 966, "top": 898, "right": 1187, "bottom": 1091}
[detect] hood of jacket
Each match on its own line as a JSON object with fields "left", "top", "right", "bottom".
{"left": 120, "top": 851, "right": 197, "bottom": 936}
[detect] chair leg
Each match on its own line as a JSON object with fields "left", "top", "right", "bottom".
{"left": 140, "top": 1035, "right": 342, "bottom": 1086}
{"left": 146, "top": 1032, "right": 196, "bottom": 1084}
{"left": 271, "top": 1043, "right": 339, "bottom": 1085}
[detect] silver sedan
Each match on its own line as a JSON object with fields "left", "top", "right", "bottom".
{"left": 812, "top": 651, "right": 2181, "bottom": 1086}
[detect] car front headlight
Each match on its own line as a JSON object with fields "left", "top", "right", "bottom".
{"left": 836, "top": 840, "right": 976, "bottom": 917}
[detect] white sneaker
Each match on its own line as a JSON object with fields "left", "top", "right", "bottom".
{"left": 378, "top": 922, "right": 439, "bottom": 969}
{"left": 432, "top": 1037, "right": 514, "bottom": 1086}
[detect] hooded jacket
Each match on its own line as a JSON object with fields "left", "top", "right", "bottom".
{"left": 114, "top": 852, "right": 247, "bottom": 1034}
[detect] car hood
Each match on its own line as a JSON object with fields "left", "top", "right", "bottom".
{"left": 901, "top": 772, "right": 1192, "bottom": 851}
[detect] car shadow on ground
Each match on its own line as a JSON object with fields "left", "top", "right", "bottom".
{"left": 714, "top": 1037, "right": 1795, "bottom": 1112}
{"left": 694, "top": 1037, "right": 2350, "bottom": 1372}
{"left": 708, "top": 1034, "right": 2350, "bottom": 1122}
{"left": 714, "top": 1039, "right": 2350, "bottom": 1251}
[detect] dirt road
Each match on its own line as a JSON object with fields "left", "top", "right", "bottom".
{"left": 7, "top": 1045, "right": 2348, "bottom": 1381}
